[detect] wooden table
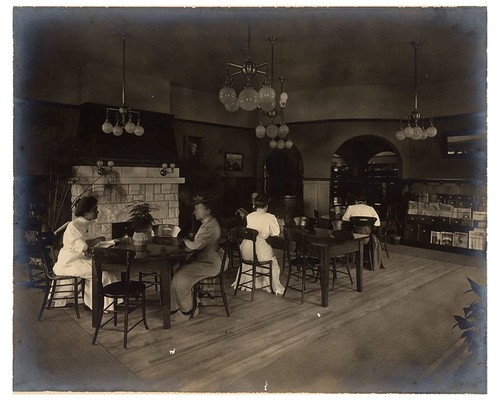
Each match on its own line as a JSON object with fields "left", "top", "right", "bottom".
{"left": 268, "top": 229, "right": 368, "bottom": 307}
{"left": 91, "top": 237, "right": 194, "bottom": 329}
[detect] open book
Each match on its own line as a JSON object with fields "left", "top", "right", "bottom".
{"left": 94, "top": 239, "right": 120, "bottom": 248}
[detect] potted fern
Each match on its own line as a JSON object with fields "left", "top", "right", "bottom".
{"left": 127, "top": 202, "right": 158, "bottom": 250}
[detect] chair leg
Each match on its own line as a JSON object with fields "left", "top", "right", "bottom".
{"left": 142, "top": 291, "right": 149, "bottom": 329}
{"left": 46, "top": 280, "right": 56, "bottom": 309}
{"left": 384, "top": 236, "right": 390, "bottom": 258}
{"left": 123, "top": 300, "right": 129, "bottom": 349}
{"left": 72, "top": 278, "right": 81, "bottom": 319}
{"left": 300, "top": 267, "right": 306, "bottom": 305}
{"left": 219, "top": 274, "right": 230, "bottom": 317}
{"left": 38, "top": 282, "right": 50, "bottom": 321}
{"left": 233, "top": 266, "right": 242, "bottom": 296}
{"left": 283, "top": 259, "right": 292, "bottom": 298}
{"left": 250, "top": 264, "right": 256, "bottom": 302}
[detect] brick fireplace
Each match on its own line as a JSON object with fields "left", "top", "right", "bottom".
{"left": 71, "top": 165, "right": 185, "bottom": 239}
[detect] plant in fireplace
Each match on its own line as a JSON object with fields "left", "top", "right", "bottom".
{"left": 127, "top": 202, "right": 158, "bottom": 250}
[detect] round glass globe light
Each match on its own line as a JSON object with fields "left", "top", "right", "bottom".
{"left": 238, "top": 87, "right": 259, "bottom": 111}
{"left": 411, "top": 126, "right": 423, "bottom": 140}
{"left": 395, "top": 130, "right": 405, "bottom": 141}
{"left": 425, "top": 126, "right": 437, "bottom": 137}
{"left": 102, "top": 121, "right": 113, "bottom": 134}
{"left": 285, "top": 139, "right": 293, "bottom": 149}
{"left": 278, "top": 124, "right": 289, "bottom": 138}
{"left": 420, "top": 131, "right": 428, "bottom": 140}
{"left": 260, "top": 101, "right": 275, "bottom": 112}
{"left": 124, "top": 121, "right": 136, "bottom": 134}
{"left": 276, "top": 139, "right": 285, "bottom": 150}
{"left": 255, "top": 123, "right": 266, "bottom": 138}
{"left": 269, "top": 139, "right": 277, "bottom": 149}
{"left": 258, "top": 86, "right": 276, "bottom": 105}
{"left": 266, "top": 124, "right": 278, "bottom": 138}
{"left": 219, "top": 86, "right": 237, "bottom": 106}
{"left": 113, "top": 124, "right": 123, "bottom": 136}
{"left": 403, "top": 126, "right": 414, "bottom": 138}
{"left": 134, "top": 124, "right": 144, "bottom": 137}
{"left": 225, "top": 100, "right": 240, "bottom": 112}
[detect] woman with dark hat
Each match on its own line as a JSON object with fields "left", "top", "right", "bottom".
{"left": 170, "top": 194, "right": 221, "bottom": 320}
{"left": 53, "top": 196, "right": 119, "bottom": 309}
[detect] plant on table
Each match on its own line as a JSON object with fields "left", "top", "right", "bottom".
{"left": 127, "top": 202, "right": 158, "bottom": 250}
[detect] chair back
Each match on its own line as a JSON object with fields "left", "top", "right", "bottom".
{"left": 349, "top": 216, "right": 377, "bottom": 243}
{"left": 313, "top": 209, "right": 320, "bottom": 220}
{"left": 28, "top": 231, "right": 57, "bottom": 277}
{"left": 284, "top": 227, "right": 309, "bottom": 256}
{"left": 232, "top": 227, "right": 259, "bottom": 266}
{"left": 293, "top": 216, "right": 317, "bottom": 231}
{"left": 91, "top": 248, "right": 136, "bottom": 295}
{"left": 152, "top": 224, "right": 181, "bottom": 238}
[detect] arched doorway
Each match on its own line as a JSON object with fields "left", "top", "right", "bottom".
{"left": 264, "top": 146, "right": 304, "bottom": 219}
{"left": 331, "top": 135, "right": 404, "bottom": 219}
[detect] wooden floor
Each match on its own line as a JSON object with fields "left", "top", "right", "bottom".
{"left": 13, "top": 244, "right": 487, "bottom": 393}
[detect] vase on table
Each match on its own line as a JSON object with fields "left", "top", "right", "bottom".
{"left": 132, "top": 231, "right": 149, "bottom": 251}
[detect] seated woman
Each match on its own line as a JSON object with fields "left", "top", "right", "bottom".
{"left": 232, "top": 194, "right": 285, "bottom": 295}
{"left": 53, "top": 196, "right": 119, "bottom": 309}
{"left": 234, "top": 192, "right": 259, "bottom": 226}
{"left": 170, "top": 194, "right": 222, "bottom": 320}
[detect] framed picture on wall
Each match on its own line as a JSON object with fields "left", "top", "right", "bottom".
{"left": 184, "top": 136, "right": 204, "bottom": 166}
{"left": 224, "top": 152, "right": 244, "bottom": 172}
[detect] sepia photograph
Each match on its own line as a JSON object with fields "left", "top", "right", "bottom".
{"left": 10, "top": 3, "right": 490, "bottom": 397}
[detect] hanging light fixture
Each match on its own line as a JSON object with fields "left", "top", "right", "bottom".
{"left": 219, "top": 26, "right": 293, "bottom": 149}
{"left": 395, "top": 41, "right": 437, "bottom": 141}
{"left": 102, "top": 34, "right": 144, "bottom": 137}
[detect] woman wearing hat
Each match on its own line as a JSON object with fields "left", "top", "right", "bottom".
{"left": 53, "top": 196, "right": 119, "bottom": 309}
{"left": 232, "top": 193, "right": 285, "bottom": 295}
{"left": 170, "top": 194, "right": 221, "bottom": 320}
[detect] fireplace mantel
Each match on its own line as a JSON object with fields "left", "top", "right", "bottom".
{"left": 71, "top": 165, "right": 184, "bottom": 238}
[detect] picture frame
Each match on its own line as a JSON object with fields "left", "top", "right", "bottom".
{"left": 224, "top": 152, "right": 244, "bottom": 172}
{"left": 184, "top": 136, "right": 204, "bottom": 166}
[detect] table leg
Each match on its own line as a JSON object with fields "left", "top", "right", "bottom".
{"left": 160, "top": 264, "right": 172, "bottom": 329}
{"left": 320, "top": 247, "right": 329, "bottom": 307}
{"left": 357, "top": 240, "right": 364, "bottom": 292}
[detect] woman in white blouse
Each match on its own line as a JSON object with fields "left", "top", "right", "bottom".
{"left": 53, "top": 196, "right": 119, "bottom": 309}
{"left": 232, "top": 194, "right": 285, "bottom": 295}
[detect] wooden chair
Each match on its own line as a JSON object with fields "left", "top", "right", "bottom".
{"left": 232, "top": 227, "right": 274, "bottom": 301}
{"left": 190, "top": 243, "right": 230, "bottom": 318}
{"left": 139, "top": 224, "right": 180, "bottom": 291}
{"left": 293, "top": 216, "right": 317, "bottom": 232}
{"left": 37, "top": 231, "right": 84, "bottom": 321}
{"left": 282, "top": 227, "right": 322, "bottom": 304}
{"left": 349, "top": 216, "right": 377, "bottom": 270}
{"left": 314, "top": 209, "right": 331, "bottom": 229}
{"left": 91, "top": 248, "right": 148, "bottom": 349}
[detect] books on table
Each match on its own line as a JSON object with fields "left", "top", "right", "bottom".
{"left": 94, "top": 239, "right": 120, "bottom": 248}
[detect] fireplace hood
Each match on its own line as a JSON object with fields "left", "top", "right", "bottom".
{"left": 75, "top": 102, "right": 178, "bottom": 166}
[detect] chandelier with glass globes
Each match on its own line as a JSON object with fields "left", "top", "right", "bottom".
{"left": 101, "top": 35, "right": 144, "bottom": 137}
{"left": 218, "top": 29, "right": 293, "bottom": 150}
{"left": 395, "top": 41, "right": 437, "bottom": 141}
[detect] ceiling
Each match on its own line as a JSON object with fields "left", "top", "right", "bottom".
{"left": 13, "top": 7, "right": 487, "bottom": 96}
